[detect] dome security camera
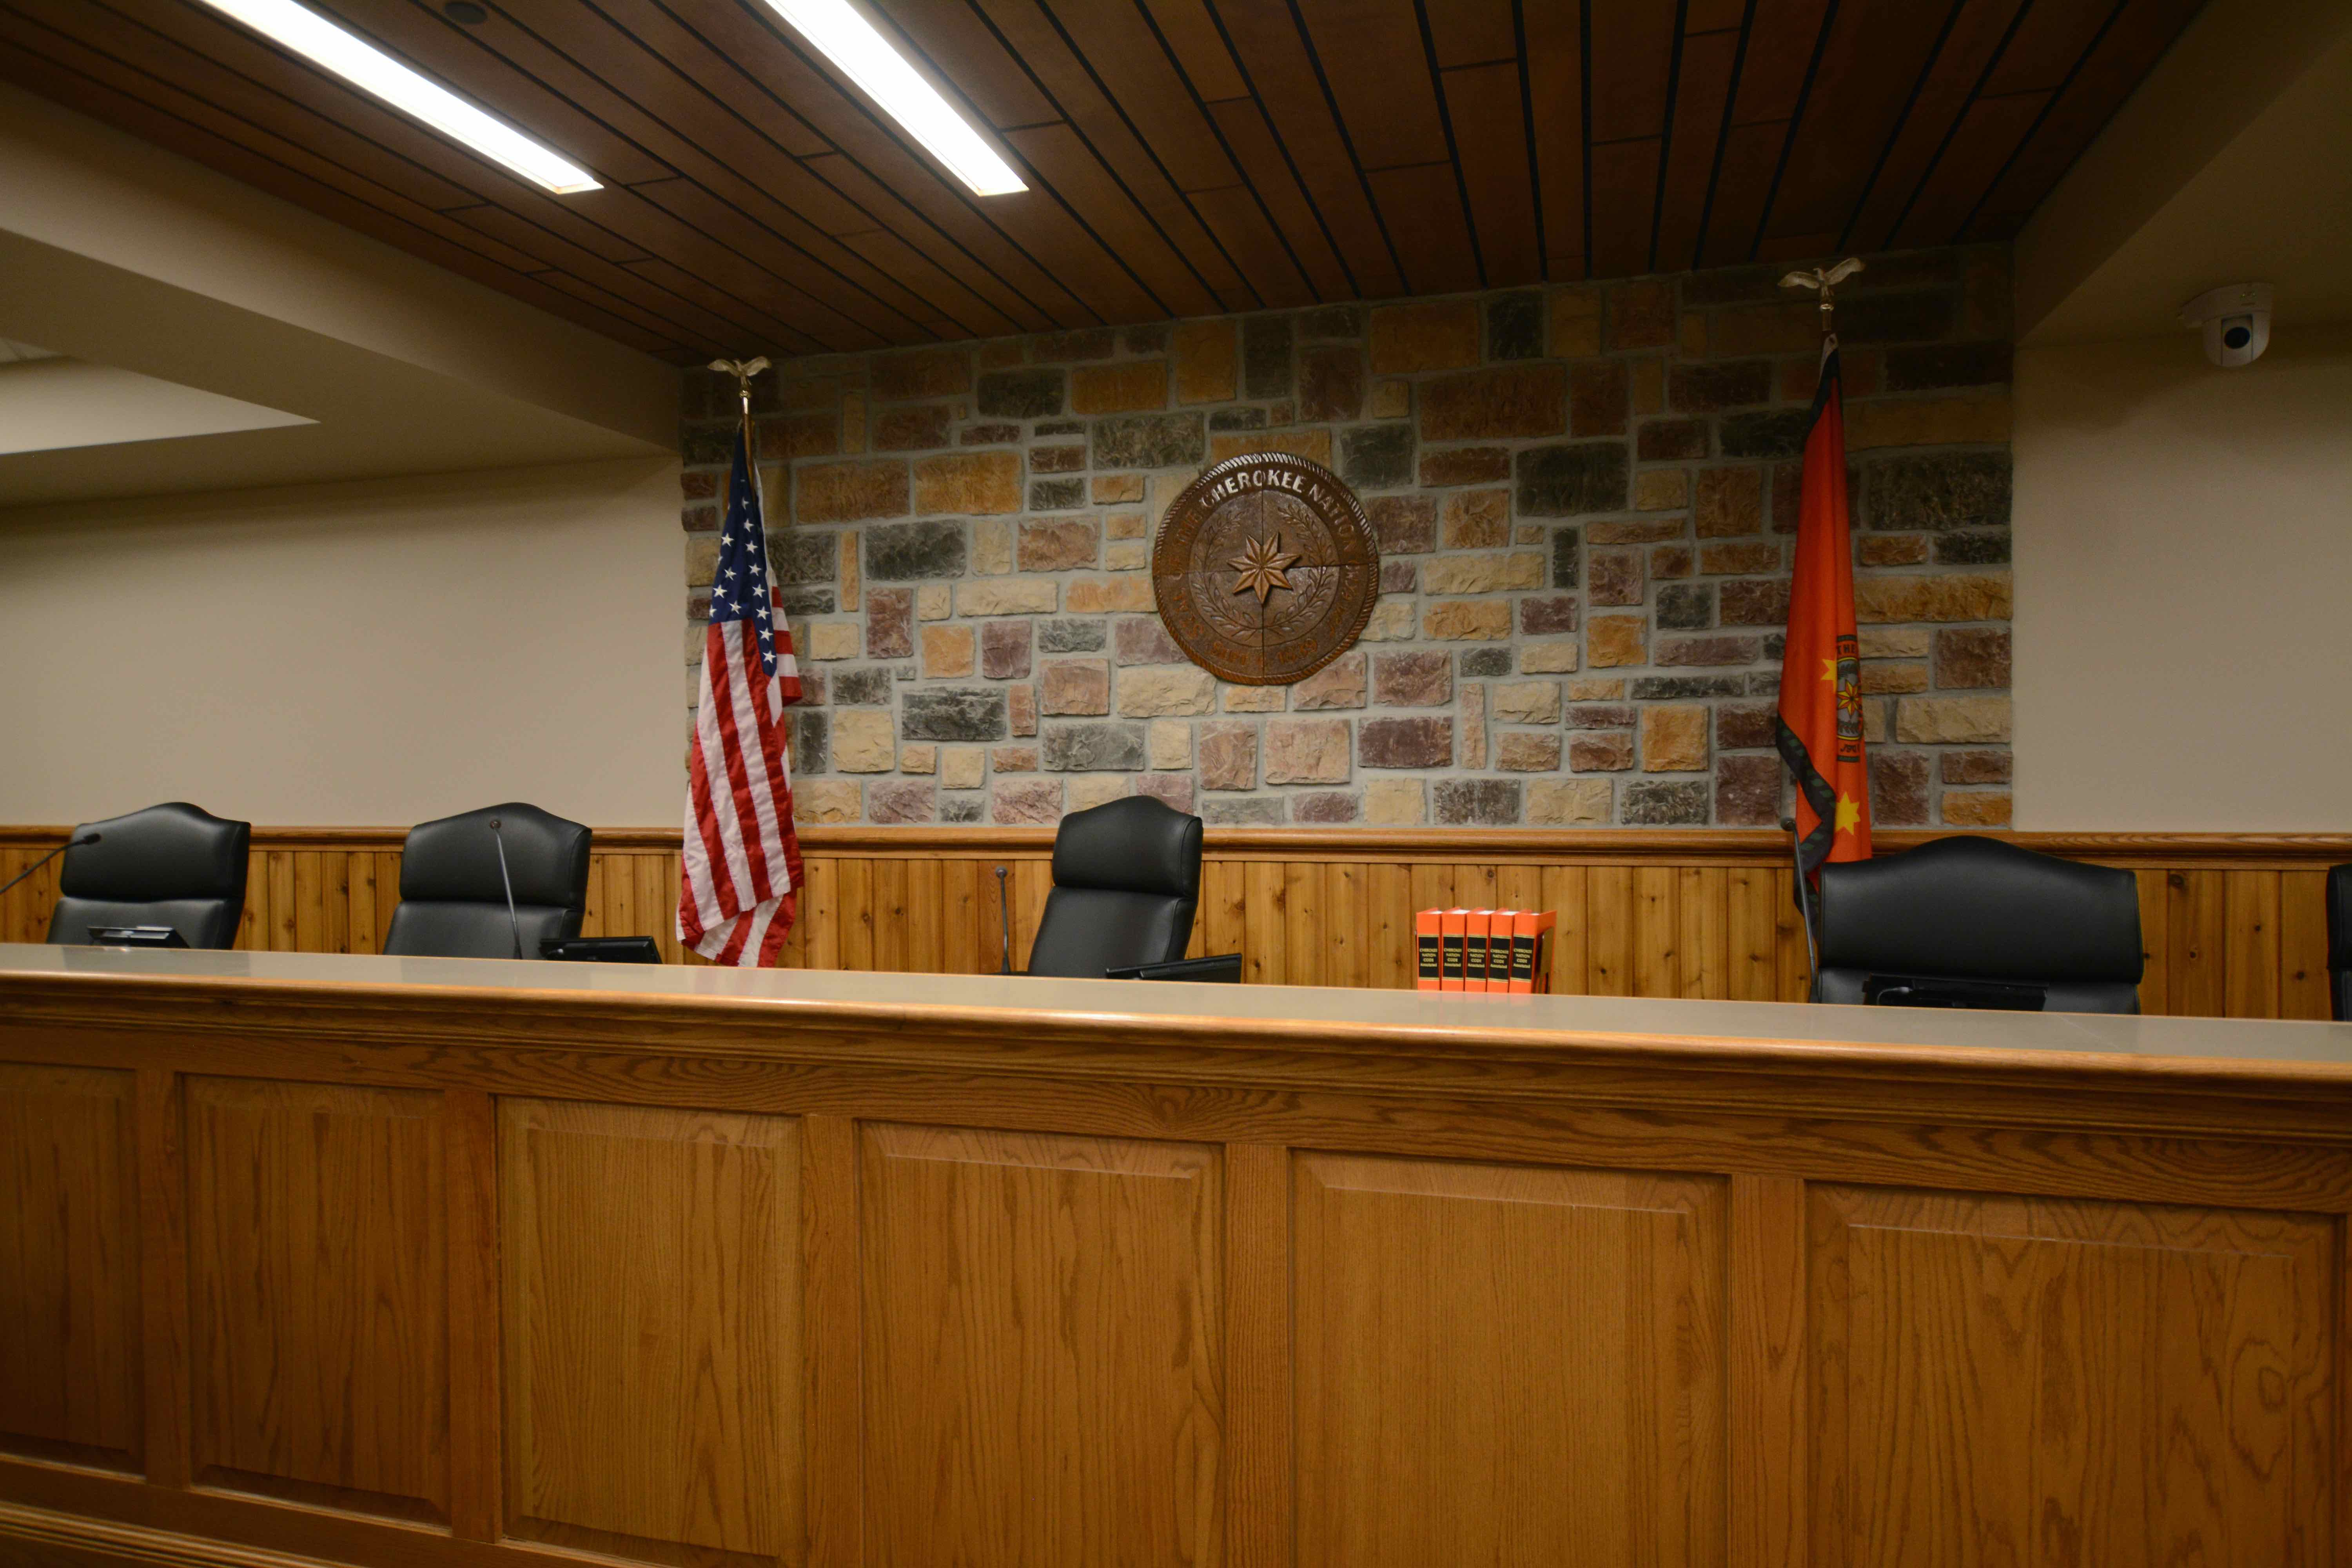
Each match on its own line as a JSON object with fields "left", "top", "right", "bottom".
{"left": 2178, "top": 283, "right": 2272, "bottom": 368}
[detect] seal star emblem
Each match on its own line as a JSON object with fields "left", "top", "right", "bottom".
{"left": 1229, "top": 532, "right": 1300, "bottom": 604}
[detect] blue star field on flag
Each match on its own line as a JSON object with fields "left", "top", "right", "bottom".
{"left": 708, "top": 426, "right": 777, "bottom": 676}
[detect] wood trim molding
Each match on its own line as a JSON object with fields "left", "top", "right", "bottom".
{"left": 5, "top": 824, "right": 2349, "bottom": 866}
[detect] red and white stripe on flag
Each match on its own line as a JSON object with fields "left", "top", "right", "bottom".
{"left": 679, "top": 431, "right": 805, "bottom": 965}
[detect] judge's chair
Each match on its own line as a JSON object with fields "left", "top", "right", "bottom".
{"left": 1813, "top": 835, "right": 2143, "bottom": 1013}
{"left": 381, "top": 803, "right": 592, "bottom": 960}
{"left": 1024, "top": 796, "right": 1223, "bottom": 979}
{"left": 45, "top": 802, "right": 250, "bottom": 949}
{"left": 2327, "top": 865, "right": 2352, "bottom": 1022}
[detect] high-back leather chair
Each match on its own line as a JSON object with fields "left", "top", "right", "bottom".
{"left": 1025, "top": 796, "right": 1203, "bottom": 978}
{"left": 382, "top": 803, "right": 591, "bottom": 960}
{"left": 45, "top": 802, "right": 250, "bottom": 949}
{"left": 1814, "top": 835, "right": 2143, "bottom": 1013}
{"left": 2327, "top": 865, "right": 2352, "bottom": 1022}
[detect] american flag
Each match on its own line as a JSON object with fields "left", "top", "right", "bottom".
{"left": 679, "top": 426, "right": 805, "bottom": 965}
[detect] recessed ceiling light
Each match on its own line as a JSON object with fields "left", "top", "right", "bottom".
{"left": 191, "top": 0, "right": 600, "bottom": 194}
{"left": 755, "top": 0, "right": 1025, "bottom": 197}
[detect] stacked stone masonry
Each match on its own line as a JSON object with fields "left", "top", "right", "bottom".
{"left": 680, "top": 245, "right": 2014, "bottom": 828}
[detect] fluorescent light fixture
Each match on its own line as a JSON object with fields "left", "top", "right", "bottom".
{"left": 191, "top": 0, "right": 601, "bottom": 194}
{"left": 757, "top": 0, "right": 1026, "bottom": 196}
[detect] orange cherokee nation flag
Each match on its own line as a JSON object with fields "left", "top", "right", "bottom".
{"left": 1775, "top": 335, "right": 1871, "bottom": 882}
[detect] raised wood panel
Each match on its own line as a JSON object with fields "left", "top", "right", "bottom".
{"left": 181, "top": 1078, "right": 448, "bottom": 1524}
{"left": 4, "top": 831, "right": 2345, "bottom": 1018}
{"left": 0, "top": 1064, "right": 141, "bottom": 1472}
{"left": 1292, "top": 1154, "right": 1727, "bottom": 1568}
{"left": 859, "top": 1124, "right": 1221, "bottom": 1568}
{"left": 499, "top": 1099, "right": 801, "bottom": 1565}
{"left": 1808, "top": 1185, "right": 2335, "bottom": 1568}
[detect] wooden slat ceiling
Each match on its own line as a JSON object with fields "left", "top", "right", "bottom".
{"left": 0, "top": 0, "right": 2205, "bottom": 365}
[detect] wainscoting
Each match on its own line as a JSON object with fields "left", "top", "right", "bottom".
{"left": 3, "top": 827, "right": 2342, "bottom": 1018}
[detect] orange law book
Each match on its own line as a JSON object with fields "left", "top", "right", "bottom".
{"left": 1488, "top": 910, "right": 1520, "bottom": 990}
{"left": 1414, "top": 909, "right": 1443, "bottom": 990}
{"left": 1439, "top": 909, "right": 1469, "bottom": 990}
{"left": 1507, "top": 910, "right": 1558, "bottom": 994}
{"left": 1463, "top": 910, "right": 1492, "bottom": 992}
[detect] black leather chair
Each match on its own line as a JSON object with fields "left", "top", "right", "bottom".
{"left": 1025, "top": 796, "right": 1204, "bottom": 978}
{"left": 45, "top": 802, "right": 250, "bottom": 949}
{"left": 381, "top": 804, "right": 591, "bottom": 960}
{"left": 2326, "top": 865, "right": 2352, "bottom": 1021}
{"left": 1814, "top": 835, "right": 2143, "bottom": 1013}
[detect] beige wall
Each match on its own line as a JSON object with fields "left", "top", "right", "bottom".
{"left": 2013, "top": 326, "right": 2352, "bottom": 829}
{"left": 0, "top": 458, "right": 683, "bottom": 827}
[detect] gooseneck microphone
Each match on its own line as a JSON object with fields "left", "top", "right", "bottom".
{"left": 0, "top": 831, "right": 100, "bottom": 902}
{"left": 995, "top": 865, "right": 1013, "bottom": 975}
{"left": 488, "top": 818, "right": 524, "bottom": 960}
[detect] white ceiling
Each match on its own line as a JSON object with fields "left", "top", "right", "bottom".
{"left": 0, "top": 354, "right": 313, "bottom": 457}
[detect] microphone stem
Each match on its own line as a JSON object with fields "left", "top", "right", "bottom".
{"left": 0, "top": 835, "right": 93, "bottom": 902}
{"left": 490, "top": 820, "right": 523, "bottom": 960}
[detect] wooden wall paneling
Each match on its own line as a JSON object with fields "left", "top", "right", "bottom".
{"left": 499, "top": 1098, "right": 801, "bottom": 1562}
{"left": 265, "top": 853, "right": 295, "bottom": 953}
{"left": 637, "top": 855, "right": 679, "bottom": 964}
{"left": 182, "top": 1078, "right": 448, "bottom": 1523}
{"left": 1325, "top": 860, "right": 1369, "bottom": 989}
{"left": 375, "top": 852, "right": 401, "bottom": 948}
{"left": 0, "top": 1065, "right": 142, "bottom": 1474}
{"left": 1292, "top": 1153, "right": 1727, "bottom": 1568}
{"left": 1728, "top": 1174, "right": 1805, "bottom": 1568}
{"left": 1285, "top": 861, "right": 1325, "bottom": 987}
{"left": 1368, "top": 862, "right": 1414, "bottom": 989}
{"left": 1635, "top": 864, "right": 1680, "bottom": 996}
{"left": 603, "top": 857, "right": 641, "bottom": 958}
{"left": 1806, "top": 1186, "right": 2334, "bottom": 1566}
{"left": 801, "top": 1114, "right": 860, "bottom": 1568}
{"left": 1453, "top": 861, "right": 1499, "bottom": 917}
{"left": 1203, "top": 858, "right": 1247, "bottom": 966}
{"left": 134, "top": 1069, "right": 189, "bottom": 1490}
{"left": 1772, "top": 868, "right": 1811, "bottom": 1002}
{"left": 872, "top": 858, "right": 910, "bottom": 974}
{"left": 905, "top": 858, "right": 945, "bottom": 975}
{"left": 1244, "top": 860, "right": 1286, "bottom": 985}
{"left": 441, "top": 1091, "right": 497, "bottom": 1544}
{"left": 1588, "top": 866, "right": 1634, "bottom": 995}
{"left": 2226, "top": 868, "right": 2283, "bottom": 1019}
{"left": 2134, "top": 868, "right": 2169, "bottom": 1016}
{"left": 858, "top": 1125, "right": 1222, "bottom": 1568}
{"left": 2168, "top": 869, "right": 2227, "bottom": 1018}
{"left": 2280, "top": 870, "right": 2332, "bottom": 1021}
{"left": 1013, "top": 857, "right": 1052, "bottom": 972}
{"left": 1224, "top": 1143, "right": 1292, "bottom": 1567}
{"left": 1679, "top": 866, "right": 1729, "bottom": 1000}
{"left": 1541, "top": 864, "right": 1587, "bottom": 995}
{"left": 1727, "top": 866, "right": 1778, "bottom": 1002}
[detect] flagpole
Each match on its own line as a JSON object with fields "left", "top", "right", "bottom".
{"left": 1774, "top": 260, "right": 1863, "bottom": 1000}
{"left": 708, "top": 355, "right": 772, "bottom": 463}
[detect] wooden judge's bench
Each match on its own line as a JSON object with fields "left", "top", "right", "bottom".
{"left": 2, "top": 943, "right": 2348, "bottom": 1567}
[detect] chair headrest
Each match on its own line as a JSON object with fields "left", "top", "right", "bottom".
{"left": 1817, "top": 835, "right": 2142, "bottom": 984}
{"left": 60, "top": 802, "right": 250, "bottom": 901}
{"left": 2327, "top": 866, "right": 2352, "bottom": 968}
{"left": 399, "top": 804, "right": 591, "bottom": 909}
{"left": 1051, "top": 795, "right": 1203, "bottom": 899}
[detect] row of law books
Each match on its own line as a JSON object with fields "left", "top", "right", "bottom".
{"left": 1414, "top": 908, "right": 1557, "bottom": 993}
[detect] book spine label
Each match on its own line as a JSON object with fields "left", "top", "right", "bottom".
{"left": 1416, "top": 933, "right": 1441, "bottom": 987}
{"left": 1512, "top": 933, "right": 1535, "bottom": 984}
{"left": 1441, "top": 933, "right": 1463, "bottom": 987}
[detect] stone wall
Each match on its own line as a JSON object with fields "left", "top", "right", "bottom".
{"left": 679, "top": 247, "right": 2014, "bottom": 829}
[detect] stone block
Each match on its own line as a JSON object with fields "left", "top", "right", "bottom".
{"left": 1717, "top": 702, "right": 1775, "bottom": 750}
{"left": 962, "top": 421, "right": 1019, "bottom": 445}
{"left": 1292, "top": 651, "right": 1366, "bottom": 710}
{"left": 1368, "top": 494, "right": 1436, "bottom": 554}
{"left": 1590, "top": 548, "right": 1644, "bottom": 606}
{"left": 1136, "top": 774, "right": 1196, "bottom": 814}
{"left": 1522, "top": 639, "right": 1580, "bottom": 673}
{"left": 1359, "top": 600, "right": 1417, "bottom": 641}
{"left": 1461, "top": 684, "right": 1486, "bottom": 768}
{"left": 1517, "top": 442, "right": 1630, "bottom": 515}
{"left": 1651, "top": 543, "right": 1693, "bottom": 579}
{"left": 1029, "top": 477, "right": 1085, "bottom": 511}
{"left": 1434, "top": 779, "right": 1520, "bottom": 826}
{"left": 1496, "top": 731, "right": 1563, "bottom": 772}
{"left": 1298, "top": 346, "right": 1365, "bottom": 422}
{"left": 1551, "top": 526, "right": 1581, "bottom": 588}
{"left": 969, "top": 619, "right": 1028, "bottom": 682}
{"left": 1934, "top": 532, "right": 2010, "bottom": 565}
{"left": 874, "top": 406, "right": 951, "bottom": 452}
{"left": 1943, "top": 790, "right": 2012, "bottom": 827}
{"left": 1714, "top": 754, "right": 1780, "bottom": 826}
{"left": 832, "top": 668, "right": 893, "bottom": 706}
{"left": 1199, "top": 722, "right": 1258, "bottom": 789}
{"left": 1092, "top": 474, "right": 1144, "bottom": 505}
{"left": 1105, "top": 511, "right": 1147, "bottom": 542}
{"left": 1570, "top": 732, "right": 1633, "bottom": 771}
{"left": 771, "top": 530, "right": 838, "bottom": 586}
{"left": 1854, "top": 573, "right": 2011, "bottom": 623}
{"left": 1363, "top": 777, "right": 1425, "bottom": 824}
{"left": 1670, "top": 360, "right": 1772, "bottom": 412}
{"left": 1065, "top": 575, "right": 1154, "bottom": 613}
{"left": 871, "top": 347, "right": 970, "bottom": 401}
{"left": 833, "top": 709, "right": 895, "bottom": 773}
{"left": 1701, "top": 541, "right": 1779, "bottom": 574}
{"left": 1440, "top": 488, "right": 1511, "bottom": 549}
{"left": 977, "top": 368, "right": 1064, "bottom": 419}
{"left": 1092, "top": 412, "right": 1207, "bottom": 471}
{"left": 1370, "top": 300, "right": 1479, "bottom": 373}
{"left": 1209, "top": 428, "right": 1334, "bottom": 467}
{"left": 992, "top": 778, "right": 1063, "bottom": 824}
{"left": 1462, "top": 647, "right": 1509, "bottom": 677}
{"left": 793, "top": 779, "right": 861, "bottom": 824}
{"left": 1568, "top": 678, "right": 1626, "bottom": 700}
{"left": 1634, "top": 469, "right": 1689, "bottom": 511}
{"left": 1622, "top": 779, "right": 1709, "bottom": 824}
{"left": 970, "top": 518, "right": 1011, "bottom": 575}
{"left": 1419, "top": 364, "right": 1566, "bottom": 441}
{"left": 922, "top": 624, "right": 974, "bottom": 678}
{"left": 1421, "top": 552, "right": 1543, "bottom": 595}
{"left": 1642, "top": 706, "right": 1709, "bottom": 771}
{"left": 808, "top": 620, "right": 861, "bottom": 660}
{"left": 1717, "top": 409, "right": 1810, "bottom": 460}
{"left": 1608, "top": 281, "right": 1675, "bottom": 349}
{"left": 941, "top": 747, "right": 985, "bottom": 790}
{"left": 1265, "top": 719, "right": 1350, "bottom": 784}
{"left": 1859, "top": 627, "right": 1930, "bottom": 659}
{"left": 1148, "top": 719, "right": 1192, "bottom": 770}
{"left": 1243, "top": 314, "right": 1292, "bottom": 397}
{"left": 1927, "top": 625, "right": 2010, "bottom": 692}
{"left": 867, "top": 779, "right": 936, "bottom": 824}
{"left": 1340, "top": 423, "right": 1414, "bottom": 489}
{"left": 956, "top": 579, "right": 1058, "bottom": 617}
{"left": 1173, "top": 319, "right": 1237, "bottom": 403}
{"left": 1836, "top": 290, "right": 1957, "bottom": 345}
{"left": 1896, "top": 695, "right": 2011, "bottom": 744}
{"left": 1421, "top": 446, "right": 1511, "bottom": 487}
{"left": 1011, "top": 518, "right": 1095, "bottom": 573}
{"left": 1284, "top": 790, "right": 1354, "bottom": 824}
{"left": 1861, "top": 536, "right": 1929, "bottom": 566}
{"left": 1869, "top": 452, "right": 2010, "bottom": 531}
{"left": 1709, "top": 302, "right": 1818, "bottom": 356}
{"left": 866, "top": 519, "right": 967, "bottom": 580}
{"left": 1486, "top": 680, "right": 1557, "bottom": 725}
{"left": 1884, "top": 342, "right": 2012, "bottom": 392}
{"left": 1656, "top": 634, "right": 1759, "bottom": 666}
{"left": 1042, "top": 720, "right": 1145, "bottom": 771}
{"left": 1631, "top": 675, "right": 1751, "bottom": 699}
{"left": 1373, "top": 651, "right": 1451, "bottom": 707}
{"left": 1543, "top": 284, "right": 1601, "bottom": 357}
{"left": 790, "top": 710, "right": 828, "bottom": 773}
{"left": 1719, "top": 579, "right": 1790, "bottom": 625}
{"left": 1514, "top": 599, "right": 1572, "bottom": 639}
{"left": 1067, "top": 775, "right": 1132, "bottom": 813}
{"left": 1866, "top": 749, "right": 1928, "bottom": 826}
{"left": 797, "top": 460, "right": 909, "bottom": 523}
{"left": 1382, "top": 559, "right": 1417, "bottom": 593}
{"left": 1103, "top": 617, "right": 1176, "bottom": 665}
{"left": 1486, "top": 291, "right": 1543, "bottom": 360}
{"left": 1370, "top": 379, "right": 1411, "bottom": 418}
{"left": 1526, "top": 778, "right": 1609, "bottom": 824}
{"left": 1222, "top": 684, "right": 1285, "bottom": 711}
{"left": 1119, "top": 666, "right": 1216, "bottom": 716}
{"left": 1847, "top": 396, "right": 2011, "bottom": 451}
{"left": 992, "top": 744, "right": 1037, "bottom": 772}
{"left": 1422, "top": 599, "right": 1513, "bottom": 640}
{"left": 1588, "top": 614, "right": 1647, "bottom": 667}
{"left": 1657, "top": 582, "right": 1713, "bottom": 629}
{"left": 1071, "top": 360, "right": 1168, "bottom": 414}
{"left": 1358, "top": 716, "right": 1451, "bottom": 769}
{"left": 1040, "top": 659, "right": 1111, "bottom": 716}
{"left": 866, "top": 588, "right": 913, "bottom": 659}
{"left": 1569, "top": 358, "right": 1630, "bottom": 436}
{"left": 1202, "top": 798, "right": 1286, "bottom": 826}
{"left": 1031, "top": 446, "right": 1085, "bottom": 475}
